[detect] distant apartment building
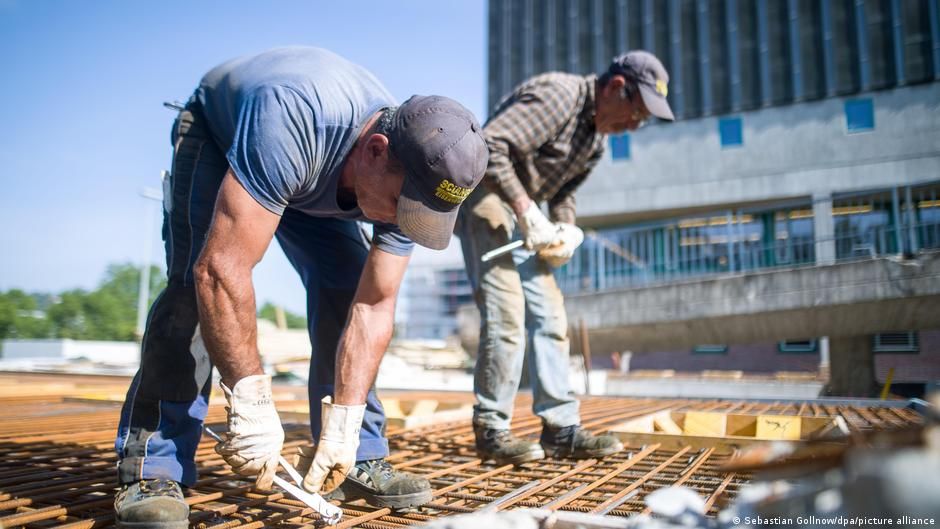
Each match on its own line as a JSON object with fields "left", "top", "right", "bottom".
{"left": 398, "top": 265, "right": 474, "bottom": 340}
{"left": 487, "top": 0, "right": 940, "bottom": 391}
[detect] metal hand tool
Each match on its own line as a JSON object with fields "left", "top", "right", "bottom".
{"left": 204, "top": 427, "right": 342, "bottom": 525}
{"left": 480, "top": 240, "right": 524, "bottom": 262}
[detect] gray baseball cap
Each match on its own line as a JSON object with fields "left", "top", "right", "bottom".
{"left": 389, "top": 95, "right": 488, "bottom": 250}
{"left": 608, "top": 51, "right": 675, "bottom": 121}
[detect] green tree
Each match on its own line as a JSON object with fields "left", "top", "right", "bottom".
{"left": 42, "top": 264, "right": 167, "bottom": 341}
{"left": 0, "top": 289, "right": 52, "bottom": 339}
{"left": 258, "top": 302, "right": 307, "bottom": 329}
{"left": 46, "top": 289, "right": 92, "bottom": 339}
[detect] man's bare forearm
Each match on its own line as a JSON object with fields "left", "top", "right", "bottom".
{"left": 509, "top": 194, "right": 532, "bottom": 217}
{"left": 194, "top": 263, "right": 264, "bottom": 387}
{"left": 332, "top": 303, "right": 394, "bottom": 405}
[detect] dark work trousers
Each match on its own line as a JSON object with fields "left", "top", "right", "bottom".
{"left": 114, "top": 98, "right": 389, "bottom": 486}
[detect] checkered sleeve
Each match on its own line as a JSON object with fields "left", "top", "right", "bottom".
{"left": 483, "top": 84, "right": 579, "bottom": 205}
{"left": 548, "top": 145, "right": 602, "bottom": 224}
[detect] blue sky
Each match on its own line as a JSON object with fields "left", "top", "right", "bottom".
{"left": 0, "top": 0, "right": 485, "bottom": 313}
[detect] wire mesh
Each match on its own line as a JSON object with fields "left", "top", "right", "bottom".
{"left": 0, "top": 374, "right": 923, "bottom": 528}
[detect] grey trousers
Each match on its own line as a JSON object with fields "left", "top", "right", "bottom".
{"left": 455, "top": 189, "right": 580, "bottom": 430}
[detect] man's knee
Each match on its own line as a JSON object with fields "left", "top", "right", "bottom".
{"left": 137, "top": 283, "right": 209, "bottom": 401}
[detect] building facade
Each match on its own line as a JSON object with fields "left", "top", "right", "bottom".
{"left": 487, "top": 0, "right": 940, "bottom": 389}
{"left": 397, "top": 265, "right": 474, "bottom": 340}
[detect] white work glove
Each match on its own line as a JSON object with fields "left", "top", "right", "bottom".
{"left": 302, "top": 396, "right": 366, "bottom": 494}
{"left": 538, "top": 223, "right": 584, "bottom": 267}
{"left": 214, "top": 374, "right": 285, "bottom": 490}
{"left": 519, "top": 202, "right": 560, "bottom": 251}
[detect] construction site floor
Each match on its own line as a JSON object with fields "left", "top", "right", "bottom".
{"left": 0, "top": 372, "right": 924, "bottom": 528}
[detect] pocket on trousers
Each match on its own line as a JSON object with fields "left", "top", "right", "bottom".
{"left": 472, "top": 193, "right": 514, "bottom": 235}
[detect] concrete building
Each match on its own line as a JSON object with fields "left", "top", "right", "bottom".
{"left": 486, "top": 0, "right": 940, "bottom": 396}
{"left": 398, "top": 265, "right": 474, "bottom": 340}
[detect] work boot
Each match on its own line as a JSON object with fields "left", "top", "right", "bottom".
{"left": 294, "top": 447, "right": 432, "bottom": 510}
{"left": 540, "top": 424, "right": 624, "bottom": 459}
{"left": 114, "top": 479, "right": 189, "bottom": 529}
{"left": 474, "top": 425, "right": 545, "bottom": 465}
{"left": 331, "top": 459, "right": 433, "bottom": 509}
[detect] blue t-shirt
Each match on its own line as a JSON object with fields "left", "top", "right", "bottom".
{"left": 196, "top": 46, "right": 414, "bottom": 256}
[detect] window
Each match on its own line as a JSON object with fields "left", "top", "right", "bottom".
{"left": 902, "top": 0, "right": 933, "bottom": 83}
{"left": 719, "top": 117, "right": 743, "bottom": 147}
{"left": 832, "top": 190, "right": 895, "bottom": 257}
{"left": 864, "top": 0, "right": 895, "bottom": 88}
{"left": 873, "top": 332, "right": 919, "bottom": 353}
{"left": 778, "top": 339, "right": 818, "bottom": 353}
{"left": 709, "top": 0, "right": 730, "bottom": 113}
{"left": 693, "top": 344, "right": 728, "bottom": 354}
{"left": 737, "top": 0, "right": 761, "bottom": 110}
{"left": 610, "top": 133, "right": 631, "bottom": 160}
{"left": 798, "top": 0, "right": 826, "bottom": 100}
{"left": 766, "top": 0, "right": 793, "bottom": 104}
{"left": 680, "top": 0, "right": 702, "bottom": 118}
{"left": 831, "top": 0, "right": 861, "bottom": 94}
{"left": 845, "top": 98, "right": 875, "bottom": 132}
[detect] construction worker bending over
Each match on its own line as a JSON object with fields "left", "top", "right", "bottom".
{"left": 455, "top": 51, "right": 674, "bottom": 465}
{"left": 113, "top": 46, "right": 487, "bottom": 528}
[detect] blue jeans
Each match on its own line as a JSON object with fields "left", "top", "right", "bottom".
{"left": 455, "top": 190, "right": 580, "bottom": 431}
{"left": 114, "top": 97, "right": 388, "bottom": 486}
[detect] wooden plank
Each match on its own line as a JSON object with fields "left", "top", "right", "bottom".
{"left": 726, "top": 414, "right": 757, "bottom": 437}
{"left": 683, "top": 411, "right": 727, "bottom": 437}
{"left": 381, "top": 398, "right": 406, "bottom": 419}
{"left": 654, "top": 412, "right": 683, "bottom": 434}
{"left": 756, "top": 415, "right": 801, "bottom": 440}
{"left": 409, "top": 399, "right": 439, "bottom": 417}
{"left": 607, "top": 431, "right": 752, "bottom": 455}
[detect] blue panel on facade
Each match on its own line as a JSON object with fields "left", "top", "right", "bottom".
{"left": 719, "top": 117, "right": 743, "bottom": 147}
{"left": 610, "top": 133, "right": 631, "bottom": 160}
{"left": 693, "top": 344, "right": 728, "bottom": 354}
{"left": 845, "top": 98, "right": 874, "bottom": 132}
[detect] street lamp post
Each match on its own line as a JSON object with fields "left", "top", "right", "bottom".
{"left": 137, "top": 176, "right": 165, "bottom": 341}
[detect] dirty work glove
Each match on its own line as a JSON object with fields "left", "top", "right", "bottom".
{"left": 215, "top": 374, "right": 285, "bottom": 491}
{"left": 538, "top": 223, "right": 584, "bottom": 267}
{"left": 519, "top": 202, "right": 559, "bottom": 251}
{"left": 302, "top": 396, "right": 366, "bottom": 494}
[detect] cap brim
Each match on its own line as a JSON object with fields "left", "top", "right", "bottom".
{"left": 397, "top": 181, "right": 457, "bottom": 250}
{"left": 638, "top": 84, "right": 675, "bottom": 121}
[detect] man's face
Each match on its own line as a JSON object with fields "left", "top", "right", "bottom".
{"left": 356, "top": 160, "right": 404, "bottom": 225}
{"left": 595, "top": 78, "right": 651, "bottom": 133}
{"left": 347, "top": 132, "right": 404, "bottom": 224}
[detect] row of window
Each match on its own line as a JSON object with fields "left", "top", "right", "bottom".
{"left": 556, "top": 182, "right": 940, "bottom": 294}
{"left": 692, "top": 332, "right": 920, "bottom": 355}
{"left": 488, "top": 0, "right": 937, "bottom": 120}
{"left": 609, "top": 97, "right": 874, "bottom": 160}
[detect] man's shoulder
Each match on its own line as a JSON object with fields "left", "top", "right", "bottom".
{"left": 501, "top": 72, "right": 588, "bottom": 110}
{"left": 203, "top": 46, "right": 392, "bottom": 101}
{"left": 518, "top": 72, "right": 587, "bottom": 93}
{"left": 209, "top": 46, "right": 357, "bottom": 75}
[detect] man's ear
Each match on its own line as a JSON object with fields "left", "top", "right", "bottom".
{"left": 366, "top": 133, "right": 391, "bottom": 161}
{"left": 602, "top": 75, "right": 627, "bottom": 98}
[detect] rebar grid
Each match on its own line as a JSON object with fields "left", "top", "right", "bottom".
{"left": 0, "top": 374, "right": 922, "bottom": 528}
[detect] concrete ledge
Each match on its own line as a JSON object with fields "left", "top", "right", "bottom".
{"left": 566, "top": 251, "right": 940, "bottom": 353}
{"left": 607, "top": 376, "right": 825, "bottom": 399}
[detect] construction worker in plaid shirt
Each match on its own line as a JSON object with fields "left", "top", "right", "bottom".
{"left": 455, "top": 51, "right": 675, "bottom": 465}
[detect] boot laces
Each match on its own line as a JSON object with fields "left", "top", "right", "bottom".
{"left": 363, "top": 459, "right": 395, "bottom": 480}
{"left": 138, "top": 479, "right": 177, "bottom": 495}
{"left": 486, "top": 428, "right": 516, "bottom": 447}
{"left": 553, "top": 425, "right": 581, "bottom": 452}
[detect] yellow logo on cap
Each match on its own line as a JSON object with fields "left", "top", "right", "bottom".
{"left": 655, "top": 79, "right": 668, "bottom": 97}
{"left": 435, "top": 179, "right": 472, "bottom": 204}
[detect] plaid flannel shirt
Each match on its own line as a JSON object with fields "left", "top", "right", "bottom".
{"left": 482, "top": 72, "right": 605, "bottom": 224}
